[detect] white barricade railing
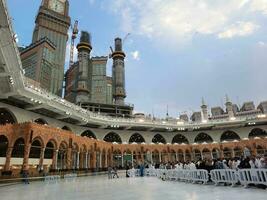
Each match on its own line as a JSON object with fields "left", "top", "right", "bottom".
{"left": 190, "top": 170, "right": 209, "bottom": 184}
{"left": 64, "top": 173, "right": 77, "bottom": 179}
{"left": 238, "top": 169, "right": 267, "bottom": 188}
{"left": 127, "top": 168, "right": 267, "bottom": 188}
{"left": 210, "top": 169, "right": 238, "bottom": 186}
{"left": 44, "top": 175, "right": 61, "bottom": 182}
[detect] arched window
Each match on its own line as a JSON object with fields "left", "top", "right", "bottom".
{"left": 194, "top": 133, "right": 213, "bottom": 143}
{"left": 34, "top": 118, "right": 48, "bottom": 125}
{"left": 0, "top": 135, "right": 8, "bottom": 157}
{"left": 152, "top": 134, "right": 166, "bottom": 144}
{"left": 12, "top": 138, "right": 25, "bottom": 158}
{"left": 81, "top": 130, "right": 97, "bottom": 139}
{"left": 249, "top": 128, "right": 267, "bottom": 138}
{"left": 221, "top": 131, "right": 240, "bottom": 142}
{"left": 104, "top": 132, "right": 122, "bottom": 144}
{"left": 44, "top": 141, "right": 55, "bottom": 159}
{"left": 0, "top": 108, "right": 17, "bottom": 125}
{"left": 172, "top": 134, "right": 189, "bottom": 144}
{"left": 129, "top": 133, "right": 145, "bottom": 144}
{"left": 29, "top": 140, "right": 42, "bottom": 159}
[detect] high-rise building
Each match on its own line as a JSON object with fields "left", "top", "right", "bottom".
{"left": 65, "top": 62, "right": 79, "bottom": 103}
{"left": 91, "top": 56, "right": 108, "bottom": 104}
{"left": 32, "top": 0, "right": 71, "bottom": 95}
{"left": 20, "top": 37, "right": 56, "bottom": 91}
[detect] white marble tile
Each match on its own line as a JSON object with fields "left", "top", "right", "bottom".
{"left": 0, "top": 176, "right": 266, "bottom": 200}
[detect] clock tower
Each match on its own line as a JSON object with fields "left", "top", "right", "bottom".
{"left": 32, "top": 0, "right": 71, "bottom": 95}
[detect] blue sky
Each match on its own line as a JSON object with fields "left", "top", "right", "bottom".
{"left": 7, "top": 0, "right": 267, "bottom": 118}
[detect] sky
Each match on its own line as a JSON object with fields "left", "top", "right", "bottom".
{"left": 6, "top": 0, "right": 267, "bottom": 118}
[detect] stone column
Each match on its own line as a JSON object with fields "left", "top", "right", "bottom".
{"left": 23, "top": 144, "right": 31, "bottom": 171}
{"left": 232, "top": 149, "right": 235, "bottom": 158}
{"left": 67, "top": 148, "right": 72, "bottom": 169}
{"left": 87, "top": 152, "right": 91, "bottom": 169}
{"left": 38, "top": 148, "right": 45, "bottom": 170}
{"left": 4, "top": 147, "right": 13, "bottom": 171}
{"left": 76, "top": 152, "right": 80, "bottom": 169}
{"left": 121, "top": 153, "right": 124, "bottom": 168}
{"left": 159, "top": 152, "right": 162, "bottom": 163}
{"left": 131, "top": 153, "right": 134, "bottom": 166}
{"left": 105, "top": 153, "right": 108, "bottom": 168}
{"left": 52, "top": 150, "right": 58, "bottom": 170}
{"left": 150, "top": 153, "right": 153, "bottom": 164}
{"left": 201, "top": 151, "right": 204, "bottom": 160}
{"left": 85, "top": 152, "right": 88, "bottom": 169}
{"left": 176, "top": 152, "right": 178, "bottom": 162}
{"left": 183, "top": 152, "right": 186, "bottom": 162}
{"left": 4, "top": 146, "right": 13, "bottom": 171}
{"left": 99, "top": 152, "right": 102, "bottom": 168}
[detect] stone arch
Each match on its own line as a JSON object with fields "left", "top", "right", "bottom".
{"left": 194, "top": 132, "right": 213, "bottom": 143}
{"left": 0, "top": 135, "right": 8, "bottom": 157}
{"left": 129, "top": 133, "right": 146, "bottom": 144}
{"left": 177, "top": 149, "right": 184, "bottom": 161}
{"left": 29, "top": 139, "right": 42, "bottom": 159}
{"left": 62, "top": 126, "right": 72, "bottom": 132}
{"left": 221, "top": 130, "right": 240, "bottom": 142}
{"left": 249, "top": 128, "right": 267, "bottom": 138}
{"left": 212, "top": 148, "right": 220, "bottom": 159}
{"left": 202, "top": 148, "right": 211, "bottom": 159}
{"left": 81, "top": 130, "right": 97, "bottom": 139}
{"left": 223, "top": 147, "right": 232, "bottom": 159}
{"left": 172, "top": 134, "right": 189, "bottom": 144}
{"left": 152, "top": 134, "right": 166, "bottom": 144}
{"left": 185, "top": 149, "right": 191, "bottom": 161}
{"left": 256, "top": 145, "right": 266, "bottom": 156}
{"left": 58, "top": 141, "right": 68, "bottom": 169}
{"left": 233, "top": 146, "right": 243, "bottom": 158}
{"left": 34, "top": 118, "right": 48, "bottom": 125}
{"left": 104, "top": 132, "right": 122, "bottom": 144}
{"left": 0, "top": 108, "right": 17, "bottom": 125}
{"left": 11, "top": 138, "right": 25, "bottom": 158}
{"left": 44, "top": 140, "right": 55, "bottom": 159}
{"left": 194, "top": 149, "right": 202, "bottom": 160}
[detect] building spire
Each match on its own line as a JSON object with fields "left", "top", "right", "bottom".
{"left": 225, "top": 94, "right": 230, "bottom": 103}
{"left": 201, "top": 97, "right": 206, "bottom": 106}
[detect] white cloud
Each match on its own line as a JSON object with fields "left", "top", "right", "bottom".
{"left": 258, "top": 41, "right": 267, "bottom": 47}
{"left": 102, "top": 0, "right": 265, "bottom": 45}
{"left": 218, "top": 21, "right": 259, "bottom": 39}
{"left": 131, "top": 50, "right": 140, "bottom": 61}
{"left": 250, "top": 0, "right": 267, "bottom": 15}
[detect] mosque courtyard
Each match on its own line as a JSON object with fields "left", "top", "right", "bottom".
{"left": 0, "top": 175, "right": 266, "bottom": 200}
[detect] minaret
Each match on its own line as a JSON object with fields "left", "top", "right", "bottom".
{"left": 76, "top": 31, "right": 92, "bottom": 105}
{"left": 225, "top": 95, "right": 234, "bottom": 119}
{"left": 201, "top": 97, "right": 208, "bottom": 122}
{"left": 111, "top": 38, "right": 126, "bottom": 105}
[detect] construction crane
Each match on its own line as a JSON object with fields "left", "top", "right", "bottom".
{"left": 123, "top": 33, "right": 131, "bottom": 44}
{"left": 69, "top": 20, "right": 79, "bottom": 68}
{"left": 108, "top": 33, "right": 130, "bottom": 58}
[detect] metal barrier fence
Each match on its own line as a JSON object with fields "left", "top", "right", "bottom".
{"left": 128, "top": 168, "right": 267, "bottom": 188}
{"left": 63, "top": 173, "right": 77, "bottom": 179}
{"left": 44, "top": 175, "right": 61, "bottom": 182}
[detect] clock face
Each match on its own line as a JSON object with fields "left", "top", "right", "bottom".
{"left": 49, "top": 0, "right": 65, "bottom": 14}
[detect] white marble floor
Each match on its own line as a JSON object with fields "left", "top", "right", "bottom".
{"left": 0, "top": 176, "right": 266, "bottom": 200}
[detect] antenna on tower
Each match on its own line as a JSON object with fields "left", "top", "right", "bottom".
{"left": 69, "top": 20, "right": 78, "bottom": 68}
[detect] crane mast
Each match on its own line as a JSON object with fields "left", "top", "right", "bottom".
{"left": 69, "top": 20, "right": 79, "bottom": 68}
